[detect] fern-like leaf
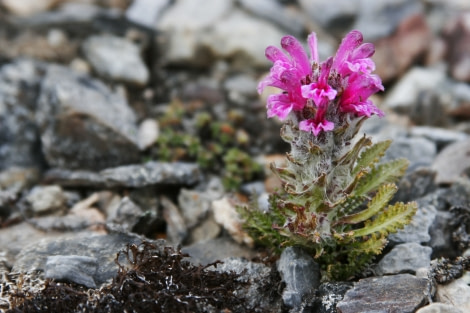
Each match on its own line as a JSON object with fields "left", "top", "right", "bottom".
{"left": 335, "top": 183, "right": 397, "bottom": 225}
{"left": 353, "top": 158, "right": 408, "bottom": 196}
{"left": 352, "top": 201, "right": 418, "bottom": 238}
{"left": 352, "top": 140, "right": 392, "bottom": 176}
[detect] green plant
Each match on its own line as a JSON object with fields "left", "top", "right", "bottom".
{"left": 240, "top": 30, "right": 417, "bottom": 280}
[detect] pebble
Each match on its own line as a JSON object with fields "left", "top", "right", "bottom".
{"left": 436, "top": 278, "right": 470, "bottom": 312}
{"left": 416, "top": 303, "right": 464, "bottom": 313}
{"left": 26, "top": 185, "right": 66, "bottom": 215}
{"left": 45, "top": 255, "right": 98, "bottom": 288}
{"left": 375, "top": 242, "right": 432, "bottom": 275}
{"left": 384, "top": 136, "right": 437, "bottom": 171}
{"left": 336, "top": 274, "right": 431, "bottom": 313}
{"left": 125, "top": 0, "right": 170, "bottom": 29}
{"left": 432, "top": 139, "right": 470, "bottom": 184}
{"left": 277, "top": 247, "right": 321, "bottom": 309}
{"left": 82, "top": 34, "right": 150, "bottom": 86}
{"left": 1, "top": 0, "right": 58, "bottom": 16}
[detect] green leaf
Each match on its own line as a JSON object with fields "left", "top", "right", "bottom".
{"left": 352, "top": 140, "right": 392, "bottom": 176}
{"left": 335, "top": 183, "right": 397, "bottom": 225}
{"left": 352, "top": 201, "right": 418, "bottom": 238}
{"left": 354, "top": 158, "right": 409, "bottom": 196}
{"left": 334, "top": 135, "right": 372, "bottom": 169}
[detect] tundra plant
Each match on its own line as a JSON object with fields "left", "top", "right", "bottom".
{"left": 240, "top": 30, "right": 417, "bottom": 280}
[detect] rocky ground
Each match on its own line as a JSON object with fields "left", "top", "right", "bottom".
{"left": 1, "top": 0, "right": 470, "bottom": 312}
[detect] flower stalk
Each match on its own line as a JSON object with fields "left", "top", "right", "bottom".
{"left": 240, "top": 30, "right": 417, "bottom": 280}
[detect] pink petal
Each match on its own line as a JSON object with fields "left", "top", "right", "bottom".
{"left": 332, "top": 30, "right": 363, "bottom": 72}
{"left": 265, "top": 46, "right": 290, "bottom": 64}
{"left": 281, "top": 35, "right": 311, "bottom": 77}
{"left": 299, "top": 119, "right": 334, "bottom": 136}
{"left": 307, "top": 32, "right": 319, "bottom": 63}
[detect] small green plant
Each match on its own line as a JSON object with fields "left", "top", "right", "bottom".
{"left": 151, "top": 99, "right": 262, "bottom": 190}
{"left": 240, "top": 30, "right": 417, "bottom": 280}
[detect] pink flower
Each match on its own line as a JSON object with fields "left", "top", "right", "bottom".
{"left": 258, "top": 34, "right": 319, "bottom": 120}
{"left": 260, "top": 30, "right": 384, "bottom": 136}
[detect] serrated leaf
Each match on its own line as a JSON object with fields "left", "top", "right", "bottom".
{"left": 354, "top": 158, "right": 409, "bottom": 196}
{"left": 329, "top": 194, "right": 365, "bottom": 222}
{"left": 335, "top": 183, "right": 397, "bottom": 225}
{"left": 334, "top": 135, "right": 372, "bottom": 169}
{"left": 352, "top": 201, "right": 418, "bottom": 238}
{"left": 352, "top": 140, "right": 392, "bottom": 176}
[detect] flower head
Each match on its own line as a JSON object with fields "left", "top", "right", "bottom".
{"left": 259, "top": 30, "right": 384, "bottom": 135}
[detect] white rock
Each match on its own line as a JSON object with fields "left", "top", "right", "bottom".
{"left": 138, "top": 119, "right": 159, "bottom": 150}
{"left": 212, "top": 197, "right": 253, "bottom": 246}
{"left": 416, "top": 303, "right": 463, "bottom": 313}
{"left": 125, "top": 0, "right": 171, "bottom": 28}
{"left": 436, "top": 278, "right": 470, "bottom": 313}
{"left": 82, "top": 35, "right": 149, "bottom": 86}
{"left": 26, "top": 185, "right": 66, "bottom": 214}
{"left": 1, "top": 0, "right": 58, "bottom": 16}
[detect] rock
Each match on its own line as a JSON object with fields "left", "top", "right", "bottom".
{"left": 383, "top": 66, "right": 447, "bottom": 113}
{"left": 178, "top": 189, "right": 211, "bottom": 229}
{"left": 0, "top": 167, "right": 39, "bottom": 213}
{"left": 416, "top": 303, "right": 463, "bottom": 313}
{"left": 432, "top": 139, "right": 470, "bottom": 184}
{"left": 277, "top": 247, "right": 321, "bottom": 309}
{"left": 82, "top": 34, "right": 149, "bottom": 86}
{"left": 336, "top": 274, "right": 431, "bottom": 313}
{"left": 25, "top": 185, "right": 67, "bottom": 215}
{"left": 12, "top": 231, "right": 167, "bottom": 287}
{"left": 1, "top": 0, "right": 59, "bottom": 16}
{"left": 375, "top": 242, "right": 432, "bottom": 275}
{"left": 428, "top": 210, "right": 459, "bottom": 258}
{"left": 239, "top": 0, "right": 305, "bottom": 35}
{"left": 410, "top": 126, "right": 468, "bottom": 150}
{"left": 201, "top": 9, "right": 286, "bottom": 68}
{"left": 384, "top": 137, "right": 436, "bottom": 171}
{"left": 36, "top": 64, "right": 140, "bottom": 170}
{"left": 356, "top": 0, "right": 424, "bottom": 40}
{"left": 436, "top": 278, "right": 470, "bottom": 313}
{"left": 212, "top": 197, "right": 254, "bottom": 246}
{"left": 308, "top": 281, "right": 353, "bottom": 313}
{"left": 44, "top": 162, "right": 202, "bottom": 188}
{"left": 137, "top": 118, "right": 159, "bottom": 150}
{"left": 372, "top": 12, "right": 431, "bottom": 82}
{"left": 210, "top": 257, "right": 283, "bottom": 312}
{"left": 444, "top": 13, "right": 470, "bottom": 82}
{"left": 0, "top": 59, "right": 44, "bottom": 171}
{"left": 106, "top": 196, "right": 144, "bottom": 232}
{"left": 223, "top": 74, "right": 259, "bottom": 106}
{"left": 125, "top": 0, "right": 171, "bottom": 29}
{"left": 389, "top": 193, "right": 438, "bottom": 244}
{"left": 187, "top": 213, "right": 221, "bottom": 244}
{"left": 45, "top": 255, "right": 98, "bottom": 288}
{"left": 394, "top": 168, "right": 437, "bottom": 203}
{"left": 160, "top": 196, "right": 187, "bottom": 245}
{"left": 298, "top": 0, "right": 358, "bottom": 35}
{"left": 182, "top": 237, "right": 255, "bottom": 266}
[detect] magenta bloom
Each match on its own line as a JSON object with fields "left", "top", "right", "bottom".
{"left": 259, "top": 30, "right": 384, "bottom": 136}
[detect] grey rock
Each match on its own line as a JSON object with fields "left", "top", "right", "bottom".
{"left": 394, "top": 168, "right": 437, "bottom": 203}
{"left": 187, "top": 214, "right": 221, "bottom": 245}
{"left": 353, "top": 0, "right": 425, "bottom": 41}
{"left": 277, "top": 247, "right": 320, "bottom": 309}
{"left": 82, "top": 35, "right": 149, "bottom": 86}
{"left": 224, "top": 74, "right": 258, "bottom": 105}
{"left": 416, "top": 303, "right": 463, "bottom": 313}
{"left": 375, "top": 243, "right": 432, "bottom": 275}
{"left": 336, "top": 274, "right": 430, "bottom": 313}
{"left": 106, "top": 196, "right": 143, "bottom": 232}
{"left": 210, "top": 257, "right": 283, "bottom": 312}
{"left": 308, "top": 282, "right": 353, "bottom": 313}
{"left": 383, "top": 67, "right": 447, "bottom": 114}
{"left": 299, "top": 0, "right": 358, "bottom": 34}
{"left": 440, "top": 180, "right": 470, "bottom": 208}
{"left": 182, "top": 237, "right": 255, "bottom": 266}
{"left": 178, "top": 188, "right": 211, "bottom": 229}
{"left": 432, "top": 139, "right": 470, "bottom": 184}
{"left": 384, "top": 137, "right": 437, "bottom": 171}
{"left": 238, "top": 0, "right": 305, "bottom": 35}
{"left": 160, "top": 196, "right": 187, "bottom": 245}
{"left": 36, "top": 64, "right": 140, "bottom": 171}
{"left": 12, "top": 231, "right": 167, "bottom": 287}
{"left": 410, "top": 126, "right": 469, "bottom": 150}
{"left": 44, "top": 162, "right": 202, "bottom": 188}
{"left": 26, "top": 185, "right": 66, "bottom": 215}
{"left": 389, "top": 193, "right": 438, "bottom": 244}
{"left": 428, "top": 210, "right": 458, "bottom": 258}
{"left": 0, "top": 59, "right": 44, "bottom": 171}
{"left": 0, "top": 167, "right": 38, "bottom": 211}
{"left": 45, "top": 255, "right": 98, "bottom": 288}
{"left": 125, "top": 0, "right": 170, "bottom": 28}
